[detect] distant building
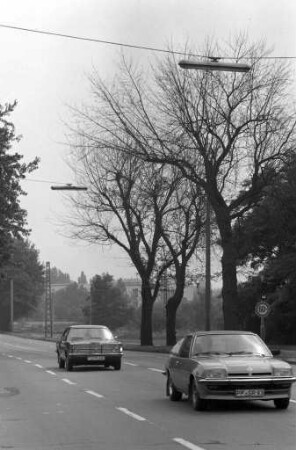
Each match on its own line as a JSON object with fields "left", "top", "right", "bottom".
{"left": 122, "top": 278, "right": 198, "bottom": 308}
{"left": 123, "top": 278, "right": 142, "bottom": 308}
{"left": 51, "top": 282, "right": 74, "bottom": 294}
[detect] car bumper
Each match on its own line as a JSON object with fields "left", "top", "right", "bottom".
{"left": 67, "top": 353, "right": 122, "bottom": 366}
{"left": 197, "top": 376, "right": 296, "bottom": 400}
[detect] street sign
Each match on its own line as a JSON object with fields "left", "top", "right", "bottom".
{"left": 255, "top": 301, "right": 271, "bottom": 318}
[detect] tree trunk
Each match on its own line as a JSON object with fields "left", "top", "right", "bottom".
{"left": 140, "top": 283, "right": 154, "bottom": 345}
{"left": 221, "top": 240, "right": 240, "bottom": 329}
{"left": 214, "top": 204, "right": 241, "bottom": 329}
{"left": 165, "top": 280, "right": 185, "bottom": 346}
{"left": 166, "top": 300, "right": 177, "bottom": 346}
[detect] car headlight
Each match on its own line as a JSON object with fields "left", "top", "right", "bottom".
{"left": 113, "top": 345, "right": 123, "bottom": 353}
{"left": 273, "top": 367, "right": 292, "bottom": 377}
{"left": 203, "top": 368, "right": 227, "bottom": 379}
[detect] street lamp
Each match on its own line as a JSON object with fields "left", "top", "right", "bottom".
{"left": 44, "top": 184, "right": 88, "bottom": 338}
{"left": 179, "top": 57, "right": 251, "bottom": 331}
{"left": 178, "top": 59, "right": 251, "bottom": 73}
{"left": 51, "top": 184, "right": 87, "bottom": 191}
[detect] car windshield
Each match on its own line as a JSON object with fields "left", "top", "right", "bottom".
{"left": 192, "top": 334, "right": 272, "bottom": 357}
{"left": 68, "top": 327, "right": 114, "bottom": 341}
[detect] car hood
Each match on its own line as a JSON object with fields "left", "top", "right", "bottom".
{"left": 193, "top": 355, "right": 291, "bottom": 375}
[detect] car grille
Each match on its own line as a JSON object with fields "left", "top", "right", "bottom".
{"left": 72, "top": 343, "right": 118, "bottom": 354}
{"left": 228, "top": 372, "right": 272, "bottom": 376}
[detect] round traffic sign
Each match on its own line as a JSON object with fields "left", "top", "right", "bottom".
{"left": 255, "top": 301, "right": 271, "bottom": 318}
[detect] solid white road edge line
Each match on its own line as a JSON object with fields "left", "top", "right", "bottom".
{"left": 46, "top": 370, "right": 56, "bottom": 375}
{"left": 173, "top": 437, "right": 206, "bottom": 450}
{"left": 62, "top": 378, "right": 76, "bottom": 385}
{"left": 85, "top": 390, "right": 104, "bottom": 398}
{"left": 116, "top": 407, "right": 146, "bottom": 421}
{"left": 148, "top": 368, "right": 164, "bottom": 373}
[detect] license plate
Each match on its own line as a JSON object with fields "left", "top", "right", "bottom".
{"left": 236, "top": 389, "right": 264, "bottom": 398}
{"left": 87, "top": 356, "right": 105, "bottom": 361}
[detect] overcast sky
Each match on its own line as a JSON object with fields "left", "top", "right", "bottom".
{"left": 1, "top": 0, "right": 296, "bottom": 282}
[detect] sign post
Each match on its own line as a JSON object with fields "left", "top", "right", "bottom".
{"left": 255, "top": 300, "right": 271, "bottom": 341}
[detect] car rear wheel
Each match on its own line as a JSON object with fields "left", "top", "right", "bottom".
{"left": 113, "top": 359, "right": 121, "bottom": 370}
{"left": 65, "top": 354, "right": 73, "bottom": 372}
{"left": 190, "top": 379, "right": 207, "bottom": 411}
{"left": 166, "top": 374, "right": 182, "bottom": 401}
{"left": 274, "top": 398, "right": 290, "bottom": 410}
{"left": 57, "top": 352, "right": 65, "bottom": 369}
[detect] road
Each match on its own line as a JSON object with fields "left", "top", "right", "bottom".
{"left": 0, "top": 334, "right": 295, "bottom": 450}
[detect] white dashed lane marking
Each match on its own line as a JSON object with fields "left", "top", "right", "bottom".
{"left": 62, "top": 378, "right": 76, "bottom": 385}
{"left": 46, "top": 370, "right": 56, "bottom": 376}
{"left": 124, "top": 362, "right": 138, "bottom": 367}
{"left": 148, "top": 367, "right": 164, "bottom": 373}
{"left": 35, "top": 364, "right": 43, "bottom": 368}
{"left": 290, "top": 399, "right": 296, "bottom": 403}
{"left": 116, "top": 407, "right": 146, "bottom": 422}
{"left": 173, "top": 437, "right": 206, "bottom": 450}
{"left": 24, "top": 360, "right": 32, "bottom": 363}
{"left": 85, "top": 390, "right": 104, "bottom": 398}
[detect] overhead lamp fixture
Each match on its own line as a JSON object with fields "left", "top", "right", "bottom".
{"left": 178, "top": 59, "right": 251, "bottom": 73}
{"left": 51, "top": 184, "right": 87, "bottom": 191}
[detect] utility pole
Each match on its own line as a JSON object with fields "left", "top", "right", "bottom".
{"left": 205, "top": 197, "right": 211, "bottom": 331}
{"left": 10, "top": 278, "right": 14, "bottom": 332}
{"left": 44, "top": 261, "right": 53, "bottom": 339}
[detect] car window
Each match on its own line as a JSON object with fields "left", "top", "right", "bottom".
{"left": 191, "top": 334, "right": 272, "bottom": 356}
{"left": 60, "top": 329, "right": 69, "bottom": 341}
{"left": 170, "top": 338, "right": 184, "bottom": 356}
{"left": 179, "top": 335, "right": 193, "bottom": 358}
{"left": 68, "top": 327, "right": 114, "bottom": 341}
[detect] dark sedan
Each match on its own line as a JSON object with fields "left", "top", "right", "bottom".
{"left": 165, "top": 330, "right": 296, "bottom": 411}
{"left": 56, "top": 325, "right": 123, "bottom": 371}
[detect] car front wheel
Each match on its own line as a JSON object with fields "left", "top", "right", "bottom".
{"left": 274, "top": 398, "right": 290, "bottom": 410}
{"left": 166, "top": 374, "right": 182, "bottom": 401}
{"left": 65, "top": 354, "right": 73, "bottom": 372}
{"left": 113, "top": 359, "right": 121, "bottom": 370}
{"left": 189, "top": 378, "right": 207, "bottom": 411}
{"left": 57, "top": 352, "right": 65, "bottom": 369}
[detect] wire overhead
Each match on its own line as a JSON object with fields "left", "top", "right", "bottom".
{"left": 0, "top": 23, "right": 203, "bottom": 58}
{"left": 0, "top": 23, "right": 295, "bottom": 60}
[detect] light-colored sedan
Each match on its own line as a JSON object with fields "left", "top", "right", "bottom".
{"left": 165, "top": 330, "right": 296, "bottom": 411}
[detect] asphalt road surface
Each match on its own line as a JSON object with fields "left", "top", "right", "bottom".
{"left": 0, "top": 334, "right": 295, "bottom": 450}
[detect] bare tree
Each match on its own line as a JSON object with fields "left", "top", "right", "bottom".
{"left": 76, "top": 37, "right": 296, "bottom": 329}
{"left": 161, "top": 178, "right": 204, "bottom": 345}
{"left": 147, "top": 37, "right": 296, "bottom": 328}
{"left": 67, "top": 133, "right": 204, "bottom": 344}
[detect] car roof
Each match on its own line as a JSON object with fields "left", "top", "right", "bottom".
{"left": 192, "top": 330, "right": 256, "bottom": 336}
{"left": 68, "top": 325, "right": 109, "bottom": 329}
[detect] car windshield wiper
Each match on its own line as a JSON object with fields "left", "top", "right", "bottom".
{"left": 226, "top": 351, "right": 266, "bottom": 356}
{"left": 193, "top": 351, "right": 228, "bottom": 356}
